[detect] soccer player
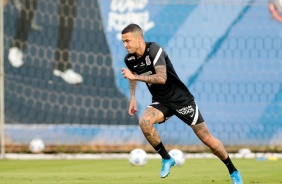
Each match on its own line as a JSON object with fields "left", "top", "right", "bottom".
{"left": 121, "top": 23, "right": 243, "bottom": 183}
{"left": 8, "top": 0, "right": 83, "bottom": 85}
{"left": 269, "top": 1, "right": 282, "bottom": 23}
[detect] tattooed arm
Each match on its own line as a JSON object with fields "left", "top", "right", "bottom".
{"left": 269, "top": 2, "right": 282, "bottom": 23}
{"left": 129, "top": 79, "right": 137, "bottom": 99}
{"left": 135, "top": 65, "right": 167, "bottom": 84}
{"left": 121, "top": 65, "right": 167, "bottom": 84}
{"left": 128, "top": 78, "right": 138, "bottom": 116}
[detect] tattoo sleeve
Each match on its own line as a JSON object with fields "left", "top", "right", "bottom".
{"left": 135, "top": 65, "right": 167, "bottom": 84}
{"left": 129, "top": 79, "right": 137, "bottom": 98}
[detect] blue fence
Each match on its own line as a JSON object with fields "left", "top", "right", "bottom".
{"left": 3, "top": 0, "right": 282, "bottom": 147}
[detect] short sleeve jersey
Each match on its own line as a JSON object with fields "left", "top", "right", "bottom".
{"left": 124, "top": 42, "right": 194, "bottom": 104}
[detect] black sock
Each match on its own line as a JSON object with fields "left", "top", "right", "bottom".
{"left": 153, "top": 142, "right": 170, "bottom": 159}
{"left": 222, "top": 156, "right": 237, "bottom": 174}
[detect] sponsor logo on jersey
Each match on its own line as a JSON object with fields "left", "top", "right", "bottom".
{"left": 176, "top": 105, "right": 194, "bottom": 117}
{"left": 145, "top": 55, "right": 151, "bottom": 65}
{"left": 127, "top": 56, "right": 135, "bottom": 61}
{"left": 133, "top": 62, "right": 145, "bottom": 68}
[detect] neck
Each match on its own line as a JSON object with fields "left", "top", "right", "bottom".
{"left": 136, "top": 41, "right": 146, "bottom": 59}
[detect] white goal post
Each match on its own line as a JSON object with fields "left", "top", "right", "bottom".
{"left": 0, "top": 0, "right": 5, "bottom": 159}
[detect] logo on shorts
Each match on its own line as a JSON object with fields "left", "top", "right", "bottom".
{"left": 176, "top": 105, "right": 194, "bottom": 117}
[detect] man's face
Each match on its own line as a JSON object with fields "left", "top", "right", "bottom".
{"left": 121, "top": 32, "right": 140, "bottom": 54}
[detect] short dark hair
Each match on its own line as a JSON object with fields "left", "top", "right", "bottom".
{"left": 121, "top": 23, "right": 143, "bottom": 37}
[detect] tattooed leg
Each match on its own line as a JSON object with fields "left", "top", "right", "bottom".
{"left": 191, "top": 122, "right": 228, "bottom": 160}
{"left": 139, "top": 107, "right": 165, "bottom": 147}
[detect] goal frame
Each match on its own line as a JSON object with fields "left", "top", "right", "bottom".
{"left": 0, "top": 0, "right": 5, "bottom": 159}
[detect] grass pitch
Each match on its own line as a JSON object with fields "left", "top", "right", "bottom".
{"left": 0, "top": 158, "right": 281, "bottom": 184}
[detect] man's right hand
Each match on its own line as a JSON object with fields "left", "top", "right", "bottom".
{"left": 128, "top": 98, "right": 138, "bottom": 116}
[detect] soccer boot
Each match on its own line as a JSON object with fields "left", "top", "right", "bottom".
{"left": 53, "top": 69, "right": 83, "bottom": 85}
{"left": 160, "top": 157, "right": 175, "bottom": 178}
{"left": 230, "top": 170, "right": 243, "bottom": 184}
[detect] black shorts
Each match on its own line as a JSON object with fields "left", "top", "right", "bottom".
{"left": 147, "top": 100, "right": 204, "bottom": 126}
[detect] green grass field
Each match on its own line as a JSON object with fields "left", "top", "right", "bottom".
{"left": 0, "top": 158, "right": 281, "bottom": 184}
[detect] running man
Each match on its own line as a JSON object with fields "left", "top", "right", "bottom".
{"left": 121, "top": 23, "right": 243, "bottom": 184}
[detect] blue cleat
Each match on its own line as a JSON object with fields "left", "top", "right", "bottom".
{"left": 230, "top": 171, "right": 243, "bottom": 184}
{"left": 160, "top": 157, "right": 175, "bottom": 178}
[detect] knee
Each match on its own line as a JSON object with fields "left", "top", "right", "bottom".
{"left": 139, "top": 115, "right": 154, "bottom": 129}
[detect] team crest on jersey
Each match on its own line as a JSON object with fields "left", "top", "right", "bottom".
{"left": 145, "top": 55, "right": 151, "bottom": 65}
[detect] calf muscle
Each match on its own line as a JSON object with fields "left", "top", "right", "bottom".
{"left": 192, "top": 122, "right": 228, "bottom": 160}
{"left": 139, "top": 107, "right": 164, "bottom": 146}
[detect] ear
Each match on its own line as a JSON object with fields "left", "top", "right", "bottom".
{"left": 137, "top": 35, "right": 143, "bottom": 42}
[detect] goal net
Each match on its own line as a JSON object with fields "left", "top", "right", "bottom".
{"left": 2, "top": 0, "right": 281, "bottom": 153}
